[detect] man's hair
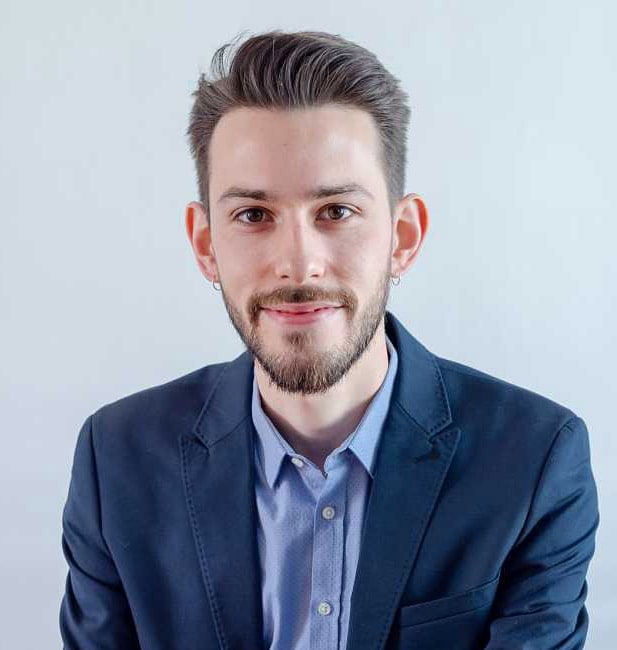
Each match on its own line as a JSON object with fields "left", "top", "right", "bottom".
{"left": 187, "top": 30, "right": 411, "bottom": 220}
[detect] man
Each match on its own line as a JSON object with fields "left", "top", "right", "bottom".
{"left": 60, "top": 30, "right": 599, "bottom": 650}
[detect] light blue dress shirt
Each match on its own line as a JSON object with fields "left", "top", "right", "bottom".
{"left": 251, "top": 335, "right": 399, "bottom": 649}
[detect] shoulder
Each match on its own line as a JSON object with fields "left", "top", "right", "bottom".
{"left": 437, "top": 354, "right": 576, "bottom": 422}
{"left": 434, "top": 354, "right": 581, "bottom": 462}
{"left": 85, "top": 360, "right": 230, "bottom": 458}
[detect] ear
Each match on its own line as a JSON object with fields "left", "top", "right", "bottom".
{"left": 390, "top": 193, "right": 429, "bottom": 277}
{"left": 185, "top": 201, "right": 219, "bottom": 282}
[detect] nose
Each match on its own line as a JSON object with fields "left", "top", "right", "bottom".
{"left": 273, "top": 216, "right": 326, "bottom": 283}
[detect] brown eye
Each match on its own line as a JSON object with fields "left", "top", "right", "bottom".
{"left": 324, "top": 205, "right": 353, "bottom": 221}
{"left": 235, "top": 208, "right": 267, "bottom": 223}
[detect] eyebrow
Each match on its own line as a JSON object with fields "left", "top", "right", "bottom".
{"left": 217, "top": 183, "right": 375, "bottom": 204}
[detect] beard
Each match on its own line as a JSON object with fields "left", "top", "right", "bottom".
{"left": 218, "top": 267, "right": 391, "bottom": 395}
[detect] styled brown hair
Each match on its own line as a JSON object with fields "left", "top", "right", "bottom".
{"left": 187, "top": 30, "right": 411, "bottom": 219}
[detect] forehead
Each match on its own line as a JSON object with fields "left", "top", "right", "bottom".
{"left": 208, "top": 104, "right": 386, "bottom": 202}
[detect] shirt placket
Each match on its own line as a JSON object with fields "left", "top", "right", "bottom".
{"left": 306, "top": 456, "right": 347, "bottom": 650}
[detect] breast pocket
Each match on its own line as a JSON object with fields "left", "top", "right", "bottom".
{"left": 387, "top": 574, "right": 500, "bottom": 650}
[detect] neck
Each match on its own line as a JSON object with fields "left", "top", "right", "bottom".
{"left": 254, "top": 325, "right": 390, "bottom": 470}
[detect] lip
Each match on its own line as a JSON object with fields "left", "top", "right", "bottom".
{"left": 263, "top": 302, "right": 342, "bottom": 313}
{"left": 261, "top": 305, "right": 343, "bottom": 326}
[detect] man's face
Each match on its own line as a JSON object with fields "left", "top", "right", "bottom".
{"left": 206, "top": 104, "right": 395, "bottom": 395}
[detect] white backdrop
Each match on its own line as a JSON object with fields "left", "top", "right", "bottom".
{"left": 1, "top": 0, "right": 615, "bottom": 647}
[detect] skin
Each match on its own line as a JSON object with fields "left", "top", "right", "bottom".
{"left": 186, "top": 104, "right": 428, "bottom": 472}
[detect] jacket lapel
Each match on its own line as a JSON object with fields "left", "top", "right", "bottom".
{"left": 180, "top": 350, "right": 263, "bottom": 650}
{"left": 346, "top": 312, "right": 461, "bottom": 650}
{"left": 180, "top": 311, "right": 461, "bottom": 650}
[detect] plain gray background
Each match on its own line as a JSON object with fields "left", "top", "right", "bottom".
{"left": 1, "top": 0, "right": 615, "bottom": 647}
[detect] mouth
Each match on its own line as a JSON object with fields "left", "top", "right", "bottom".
{"left": 262, "top": 302, "right": 343, "bottom": 313}
{"left": 261, "top": 304, "right": 343, "bottom": 326}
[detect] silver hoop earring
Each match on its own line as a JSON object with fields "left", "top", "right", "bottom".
{"left": 212, "top": 279, "right": 221, "bottom": 291}
{"left": 391, "top": 274, "right": 401, "bottom": 286}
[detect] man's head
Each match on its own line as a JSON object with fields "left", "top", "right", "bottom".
{"left": 186, "top": 30, "right": 428, "bottom": 395}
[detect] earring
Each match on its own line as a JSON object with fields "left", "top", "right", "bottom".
{"left": 391, "top": 274, "right": 401, "bottom": 286}
{"left": 212, "top": 279, "right": 221, "bottom": 291}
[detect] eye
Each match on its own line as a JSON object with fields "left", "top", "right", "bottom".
{"left": 321, "top": 205, "right": 355, "bottom": 221}
{"left": 233, "top": 208, "right": 269, "bottom": 224}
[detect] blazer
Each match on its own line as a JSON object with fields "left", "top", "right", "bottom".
{"left": 60, "top": 310, "right": 599, "bottom": 650}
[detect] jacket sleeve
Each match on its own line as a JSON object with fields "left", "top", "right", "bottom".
{"left": 484, "top": 415, "right": 599, "bottom": 649}
{"left": 59, "top": 414, "right": 141, "bottom": 649}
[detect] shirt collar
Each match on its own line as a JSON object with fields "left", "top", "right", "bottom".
{"left": 251, "top": 334, "right": 399, "bottom": 489}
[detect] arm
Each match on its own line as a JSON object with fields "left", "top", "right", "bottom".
{"left": 59, "top": 415, "right": 141, "bottom": 649}
{"left": 485, "top": 416, "right": 600, "bottom": 649}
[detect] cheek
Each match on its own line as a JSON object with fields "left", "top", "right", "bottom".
{"left": 215, "top": 236, "right": 262, "bottom": 280}
{"left": 221, "top": 248, "right": 268, "bottom": 312}
{"left": 332, "top": 230, "right": 390, "bottom": 275}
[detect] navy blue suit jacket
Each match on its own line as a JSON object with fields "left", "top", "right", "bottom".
{"left": 60, "top": 311, "right": 599, "bottom": 649}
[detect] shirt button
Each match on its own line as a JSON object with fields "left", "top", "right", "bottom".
{"left": 291, "top": 457, "right": 304, "bottom": 468}
{"left": 321, "top": 506, "right": 335, "bottom": 520}
{"left": 317, "top": 601, "right": 332, "bottom": 616}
